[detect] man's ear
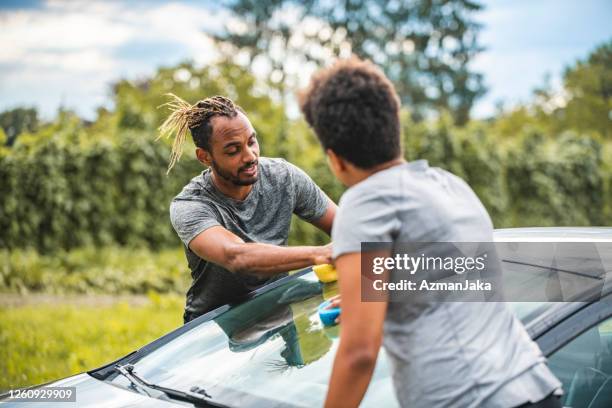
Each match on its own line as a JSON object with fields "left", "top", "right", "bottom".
{"left": 196, "top": 147, "right": 212, "bottom": 167}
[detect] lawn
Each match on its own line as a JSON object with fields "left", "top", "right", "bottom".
{"left": 0, "top": 293, "right": 184, "bottom": 392}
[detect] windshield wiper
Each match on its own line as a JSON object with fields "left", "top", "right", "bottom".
{"left": 114, "top": 364, "right": 224, "bottom": 407}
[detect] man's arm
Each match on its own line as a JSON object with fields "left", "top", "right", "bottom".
{"left": 286, "top": 160, "right": 336, "bottom": 235}
{"left": 310, "top": 198, "right": 337, "bottom": 235}
{"left": 324, "top": 252, "right": 388, "bottom": 408}
{"left": 189, "top": 226, "right": 332, "bottom": 277}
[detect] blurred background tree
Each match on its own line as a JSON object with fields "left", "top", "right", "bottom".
{"left": 0, "top": 107, "right": 39, "bottom": 147}
{"left": 214, "top": 0, "right": 485, "bottom": 125}
{"left": 1, "top": 42, "right": 609, "bottom": 256}
{"left": 559, "top": 41, "right": 611, "bottom": 138}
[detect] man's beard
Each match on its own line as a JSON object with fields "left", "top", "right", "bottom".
{"left": 211, "top": 159, "right": 258, "bottom": 186}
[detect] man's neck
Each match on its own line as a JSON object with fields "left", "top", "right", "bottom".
{"left": 210, "top": 172, "right": 253, "bottom": 201}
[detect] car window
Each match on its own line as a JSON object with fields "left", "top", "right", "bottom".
{"left": 547, "top": 317, "right": 612, "bottom": 408}
{"left": 111, "top": 274, "right": 399, "bottom": 407}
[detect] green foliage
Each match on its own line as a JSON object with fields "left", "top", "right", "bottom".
{"left": 1, "top": 46, "right": 611, "bottom": 254}
{"left": 604, "top": 144, "right": 612, "bottom": 224}
{"left": 512, "top": 40, "right": 612, "bottom": 140}
{"left": 0, "top": 107, "right": 38, "bottom": 146}
{"left": 506, "top": 132, "right": 606, "bottom": 226}
{"left": 401, "top": 111, "right": 609, "bottom": 228}
{"left": 0, "top": 128, "right": 9, "bottom": 157}
{"left": 561, "top": 40, "right": 612, "bottom": 139}
{"left": 111, "top": 61, "right": 285, "bottom": 141}
{"left": 0, "top": 104, "right": 609, "bottom": 254}
{"left": 0, "top": 247, "right": 189, "bottom": 295}
{"left": 0, "top": 295, "right": 183, "bottom": 391}
{"left": 0, "top": 131, "right": 200, "bottom": 252}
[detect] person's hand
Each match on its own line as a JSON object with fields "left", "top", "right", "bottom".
{"left": 325, "top": 295, "right": 341, "bottom": 324}
{"left": 312, "top": 243, "right": 333, "bottom": 265}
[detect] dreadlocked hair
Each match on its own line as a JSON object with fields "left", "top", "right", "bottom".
{"left": 157, "top": 93, "right": 240, "bottom": 173}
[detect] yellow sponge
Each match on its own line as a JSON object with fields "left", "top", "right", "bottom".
{"left": 313, "top": 264, "right": 338, "bottom": 283}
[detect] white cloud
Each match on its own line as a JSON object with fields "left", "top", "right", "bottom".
{"left": 0, "top": 0, "right": 223, "bottom": 119}
{"left": 0, "top": 3, "right": 131, "bottom": 63}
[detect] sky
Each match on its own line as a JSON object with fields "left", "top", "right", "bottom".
{"left": 0, "top": 0, "right": 610, "bottom": 120}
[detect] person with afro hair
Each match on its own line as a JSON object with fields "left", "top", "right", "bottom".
{"left": 299, "top": 57, "right": 562, "bottom": 408}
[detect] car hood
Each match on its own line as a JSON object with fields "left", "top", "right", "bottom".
{"left": 0, "top": 373, "right": 180, "bottom": 407}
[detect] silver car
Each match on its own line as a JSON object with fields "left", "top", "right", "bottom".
{"left": 2, "top": 227, "right": 612, "bottom": 407}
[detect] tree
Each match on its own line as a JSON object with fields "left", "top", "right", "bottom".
{"left": 213, "top": 0, "right": 486, "bottom": 124}
{"left": 0, "top": 107, "right": 39, "bottom": 146}
{"left": 562, "top": 40, "right": 612, "bottom": 139}
{"left": 110, "top": 61, "right": 285, "bottom": 152}
{"left": 523, "top": 40, "right": 612, "bottom": 139}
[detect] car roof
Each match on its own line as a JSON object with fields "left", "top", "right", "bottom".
{"left": 494, "top": 227, "right": 612, "bottom": 241}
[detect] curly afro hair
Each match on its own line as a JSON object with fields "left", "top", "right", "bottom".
{"left": 299, "top": 57, "right": 402, "bottom": 169}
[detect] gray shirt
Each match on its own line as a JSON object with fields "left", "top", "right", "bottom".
{"left": 332, "top": 160, "right": 561, "bottom": 408}
{"left": 170, "top": 157, "right": 329, "bottom": 318}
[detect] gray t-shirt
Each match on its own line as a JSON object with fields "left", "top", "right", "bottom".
{"left": 332, "top": 160, "right": 561, "bottom": 408}
{"left": 170, "top": 157, "right": 328, "bottom": 318}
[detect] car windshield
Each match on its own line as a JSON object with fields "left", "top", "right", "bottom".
{"left": 110, "top": 272, "right": 396, "bottom": 407}
{"left": 108, "top": 270, "right": 557, "bottom": 407}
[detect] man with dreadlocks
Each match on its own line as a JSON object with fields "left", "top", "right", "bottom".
{"left": 159, "top": 94, "right": 336, "bottom": 323}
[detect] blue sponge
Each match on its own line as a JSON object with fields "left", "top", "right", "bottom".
{"left": 318, "top": 300, "right": 341, "bottom": 327}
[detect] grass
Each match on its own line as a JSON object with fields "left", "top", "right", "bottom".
{"left": 0, "top": 293, "right": 184, "bottom": 392}
{"left": 0, "top": 246, "right": 313, "bottom": 393}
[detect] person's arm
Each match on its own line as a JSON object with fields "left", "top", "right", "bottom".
{"left": 324, "top": 252, "right": 388, "bottom": 408}
{"left": 189, "top": 225, "right": 332, "bottom": 277}
{"left": 310, "top": 198, "right": 337, "bottom": 236}
{"left": 286, "top": 161, "right": 337, "bottom": 236}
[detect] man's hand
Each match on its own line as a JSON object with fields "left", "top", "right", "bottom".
{"left": 312, "top": 243, "right": 333, "bottom": 265}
